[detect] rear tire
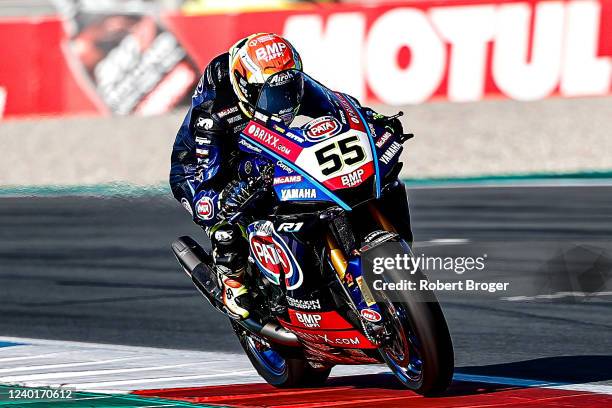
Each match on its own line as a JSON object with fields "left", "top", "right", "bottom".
{"left": 232, "top": 321, "right": 331, "bottom": 387}
{"left": 303, "top": 365, "right": 332, "bottom": 386}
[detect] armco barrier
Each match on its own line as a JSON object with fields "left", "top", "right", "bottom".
{"left": 1, "top": 0, "right": 611, "bottom": 119}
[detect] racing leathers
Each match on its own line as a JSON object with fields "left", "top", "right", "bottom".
{"left": 170, "top": 53, "right": 413, "bottom": 318}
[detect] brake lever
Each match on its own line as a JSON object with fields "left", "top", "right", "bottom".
{"left": 398, "top": 133, "right": 414, "bottom": 143}
{"left": 387, "top": 111, "right": 404, "bottom": 120}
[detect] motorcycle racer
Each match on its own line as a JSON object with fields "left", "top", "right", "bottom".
{"left": 170, "top": 33, "right": 412, "bottom": 320}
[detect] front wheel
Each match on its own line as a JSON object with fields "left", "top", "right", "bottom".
{"left": 231, "top": 321, "right": 331, "bottom": 387}
{"left": 379, "top": 296, "right": 454, "bottom": 395}
{"left": 371, "top": 248, "right": 454, "bottom": 395}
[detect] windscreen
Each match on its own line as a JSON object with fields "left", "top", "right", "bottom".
{"left": 256, "top": 69, "right": 304, "bottom": 125}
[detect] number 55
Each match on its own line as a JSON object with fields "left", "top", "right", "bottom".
{"left": 315, "top": 135, "right": 366, "bottom": 176}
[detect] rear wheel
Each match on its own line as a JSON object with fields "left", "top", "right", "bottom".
{"left": 303, "top": 365, "right": 332, "bottom": 386}
{"left": 232, "top": 321, "right": 331, "bottom": 387}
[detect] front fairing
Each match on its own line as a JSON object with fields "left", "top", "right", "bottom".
{"left": 238, "top": 71, "right": 404, "bottom": 210}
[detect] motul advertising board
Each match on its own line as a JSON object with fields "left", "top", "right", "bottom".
{"left": 1, "top": 0, "right": 611, "bottom": 119}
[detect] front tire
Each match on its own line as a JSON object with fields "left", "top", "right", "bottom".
{"left": 372, "top": 244, "right": 454, "bottom": 395}
{"left": 379, "top": 296, "right": 454, "bottom": 395}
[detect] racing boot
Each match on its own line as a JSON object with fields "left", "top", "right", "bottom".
{"left": 217, "top": 265, "right": 250, "bottom": 319}
{"left": 210, "top": 223, "right": 251, "bottom": 319}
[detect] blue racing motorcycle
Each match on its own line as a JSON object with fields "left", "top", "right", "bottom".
{"left": 172, "top": 70, "right": 453, "bottom": 395}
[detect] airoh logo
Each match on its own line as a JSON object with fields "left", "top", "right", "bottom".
{"left": 304, "top": 116, "right": 341, "bottom": 141}
{"left": 268, "top": 71, "right": 294, "bottom": 85}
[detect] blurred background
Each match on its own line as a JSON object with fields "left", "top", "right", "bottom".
{"left": 0, "top": 0, "right": 611, "bottom": 367}
{"left": 1, "top": 0, "right": 611, "bottom": 187}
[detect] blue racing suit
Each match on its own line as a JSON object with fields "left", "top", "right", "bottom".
{"left": 169, "top": 53, "right": 413, "bottom": 259}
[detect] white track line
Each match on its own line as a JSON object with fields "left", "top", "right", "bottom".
{"left": 64, "top": 370, "right": 256, "bottom": 389}
{"left": 0, "top": 356, "right": 145, "bottom": 374}
{"left": 0, "top": 362, "right": 208, "bottom": 382}
{"left": 0, "top": 352, "right": 70, "bottom": 363}
{"left": 1, "top": 336, "right": 611, "bottom": 396}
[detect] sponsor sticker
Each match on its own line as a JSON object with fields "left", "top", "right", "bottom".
{"left": 335, "top": 93, "right": 363, "bottom": 131}
{"left": 356, "top": 276, "right": 376, "bottom": 306}
{"left": 360, "top": 308, "right": 382, "bottom": 322}
{"left": 375, "top": 132, "right": 392, "bottom": 148}
{"left": 196, "top": 196, "right": 214, "bottom": 220}
{"left": 245, "top": 122, "right": 300, "bottom": 160}
{"left": 248, "top": 221, "right": 303, "bottom": 290}
{"left": 255, "top": 42, "right": 288, "bottom": 62}
{"left": 379, "top": 142, "right": 402, "bottom": 165}
{"left": 239, "top": 138, "right": 262, "bottom": 153}
{"left": 341, "top": 168, "right": 365, "bottom": 187}
{"left": 304, "top": 116, "right": 342, "bottom": 141}
{"left": 216, "top": 106, "right": 239, "bottom": 118}
{"left": 196, "top": 117, "right": 214, "bottom": 130}
{"left": 294, "top": 312, "right": 322, "bottom": 328}
{"left": 277, "top": 161, "right": 294, "bottom": 173}
{"left": 287, "top": 297, "right": 321, "bottom": 310}
{"left": 273, "top": 175, "right": 302, "bottom": 185}
{"left": 280, "top": 188, "right": 317, "bottom": 200}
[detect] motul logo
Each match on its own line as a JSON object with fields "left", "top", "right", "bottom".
{"left": 284, "top": 1, "right": 612, "bottom": 103}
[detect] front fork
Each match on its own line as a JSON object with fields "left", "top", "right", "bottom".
{"left": 324, "top": 204, "right": 397, "bottom": 344}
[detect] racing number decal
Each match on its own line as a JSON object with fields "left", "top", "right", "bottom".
{"left": 315, "top": 136, "right": 366, "bottom": 176}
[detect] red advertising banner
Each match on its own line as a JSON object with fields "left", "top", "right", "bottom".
{"left": 0, "top": 17, "right": 103, "bottom": 119}
{"left": 164, "top": 0, "right": 612, "bottom": 104}
{"left": 1, "top": 0, "right": 611, "bottom": 119}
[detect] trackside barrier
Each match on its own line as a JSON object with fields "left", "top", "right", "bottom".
{"left": 1, "top": 0, "right": 611, "bottom": 119}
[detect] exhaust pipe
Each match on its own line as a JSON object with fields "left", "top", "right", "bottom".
{"left": 171, "top": 236, "right": 300, "bottom": 348}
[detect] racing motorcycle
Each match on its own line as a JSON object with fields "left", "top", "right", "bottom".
{"left": 172, "top": 70, "right": 454, "bottom": 395}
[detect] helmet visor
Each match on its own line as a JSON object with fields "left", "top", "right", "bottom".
{"left": 256, "top": 69, "right": 304, "bottom": 125}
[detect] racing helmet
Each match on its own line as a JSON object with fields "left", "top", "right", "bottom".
{"left": 229, "top": 33, "right": 303, "bottom": 123}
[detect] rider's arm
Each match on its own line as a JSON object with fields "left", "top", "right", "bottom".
{"left": 189, "top": 109, "right": 231, "bottom": 228}
{"left": 170, "top": 69, "right": 231, "bottom": 228}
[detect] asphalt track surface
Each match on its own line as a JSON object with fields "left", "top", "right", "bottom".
{"left": 1, "top": 185, "right": 611, "bottom": 389}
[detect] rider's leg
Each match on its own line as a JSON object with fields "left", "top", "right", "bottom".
{"left": 208, "top": 222, "right": 251, "bottom": 319}
{"left": 171, "top": 181, "right": 251, "bottom": 319}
